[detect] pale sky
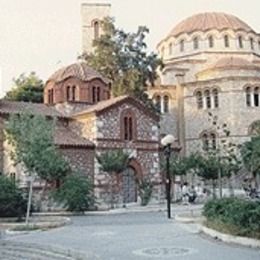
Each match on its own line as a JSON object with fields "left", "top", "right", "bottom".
{"left": 1, "top": 0, "right": 260, "bottom": 95}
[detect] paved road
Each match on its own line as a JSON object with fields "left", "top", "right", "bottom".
{"left": 4, "top": 211, "right": 260, "bottom": 260}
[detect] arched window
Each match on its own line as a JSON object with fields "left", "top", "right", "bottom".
{"left": 246, "top": 87, "right": 251, "bottom": 107}
{"left": 224, "top": 35, "right": 229, "bottom": 48}
{"left": 163, "top": 95, "right": 169, "bottom": 113}
{"left": 180, "top": 40, "right": 184, "bottom": 52}
{"left": 48, "top": 89, "right": 54, "bottom": 104}
{"left": 92, "top": 86, "right": 97, "bottom": 103}
{"left": 169, "top": 43, "right": 173, "bottom": 55}
{"left": 72, "top": 86, "right": 76, "bottom": 101}
{"left": 154, "top": 95, "right": 161, "bottom": 112}
{"left": 258, "top": 41, "right": 260, "bottom": 50}
{"left": 122, "top": 111, "right": 135, "bottom": 141}
{"left": 66, "top": 86, "right": 71, "bottom": 101}
{"left": 196, "top": 91, "right": 203, "bottom": 109}
{"left": 212, "top": 89, "right": 219, "bottom": 108}
{"left": 250, "top": 37, "right": 254, "bottom": 50}
{"left": 202, "top": 133, "right": 209, "bottom": 151}
{"left": 94, "top": 21, "right": 100, "bottom": 40}
{"left": 193, "top": 37, "right": 199, "bottom": 50}
{"left": 97, "top": 87, "right": 101, "bottom": 102}
{"left": 204, "top": 90, "right": 211, "bottom": 109}
{"left": 254, "top": 87, "right": 259, "bottom": 107}
{"left": 238, "top": 36, "right": 243, "bottom": 48}
{"left": 208, "top": 35, "right": 214, "bottom": 48}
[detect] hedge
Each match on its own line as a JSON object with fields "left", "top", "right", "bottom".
{"left": 203, "top": 197, "right": 260, "bottom": 239}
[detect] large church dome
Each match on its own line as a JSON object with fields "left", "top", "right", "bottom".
{"left": 168, "top": 12, "right": 254, "bottom": 37}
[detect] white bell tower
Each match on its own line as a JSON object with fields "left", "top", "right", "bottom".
{"left": 81, "top": 3, "right": 111, "bottom": 54}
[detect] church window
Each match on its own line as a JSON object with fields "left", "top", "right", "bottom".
{"left": 193, "top": 37, "right": 199, "bottom": 50}
{"left": 180, "top": 40, "right": 184, "bottom": 52}
{"left": 123, "top": 114, "right": 134, "bottom": 141}
{"left": 154, "top": 95, "right": 161, "bottom": 112}
{"left": 258, "top": 41, "right": 260, "bottom": 50}
{"left": 254, "top": 87, "right": 259, "bottom": 107}
{"left": 92, "top": 86, "right": 98, "bottom": 103}
{"left": 246, "top": 87, "right": 251, "bottom": 107}
{"left": 66, "top": 86, "right": 71, "bottom": 101}
{"left": 169, "top": 43, "right": 173, "bottom": 55}
{"left": 72, "top": 86, "right": 76, "bottom": 101}
{"left": 94, "top": 21, "right": 100, "bottom": 40}
{"left": 250, "top": 37, "right": 254, "bottom": 50}
{"left": 48, "top": 89, "right": 54, "bottom": 104}
{"left": 224, "top": 35, "right": 229, "bottom": 48}
{"left": 163, "top": 95, "right": 169, "bottom": 113}
{"left": 202, "top": 133, "right": 209, "bottom": 151}
{"left": 208, "top": 35, "right": 214, "bottom": 48}
{"left": 205, "top": 90, "right": 211, "bottom": 109}
{"left": 97, "top": 87, "right": 101, "bottom": 102}
{"left": 213, "top": 89, "right": 219, "bottom": 108}
{"left": 196, "top": 91, "right": 203, "bottom": 109}
{"left": 238, "top": 36, "right": 243, "bottom": 48}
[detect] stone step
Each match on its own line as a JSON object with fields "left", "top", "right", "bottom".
{"left": 0, "top": 241, "right": 86, "bottom": 260}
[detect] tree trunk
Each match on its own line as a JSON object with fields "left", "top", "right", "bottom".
{"left": 25, "top": 176, "right": 33, "bottom": 225}
{"left": 110, "top": 175, "right": 114, "bottom": 209}
{"left": 228, "top": 177, "right": 234, "bottom": 197}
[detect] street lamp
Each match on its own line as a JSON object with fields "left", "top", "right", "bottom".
{"left": 161, "top": 134, "right": 175, "bottom": 219}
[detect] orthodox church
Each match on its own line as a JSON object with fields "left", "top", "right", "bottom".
{"left": 2, "top": 3, "right": 260, "bottom": 208}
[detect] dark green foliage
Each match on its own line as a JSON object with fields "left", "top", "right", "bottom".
{"left": 203, "top": 198, "right": 260, "bottom": 239}
{"left": 137, "top": 178, "right": 153, "bottom": 206}
{"left": 0, "top": 175, "right": 27, "bottom": 218}
{"left": 5, "top": 72, "right": 44, "bottom": 103}
{"left": 54, "top": 174, "right": 94, "bottom": 212}
{"left": 5, "top": 113, "right": 70, "bottom": 182}
{"left": 82, "top": 17, "right": 163, "bottom": 101}
{"left": 96, "top": 150, "right": 129, "bottom": 174}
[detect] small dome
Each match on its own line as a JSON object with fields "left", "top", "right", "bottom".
{"left": 168, "top": 12, "right": 254, "bottom": 38}
{"left": 47, "top": 62, "right": 109, "bottom": 84}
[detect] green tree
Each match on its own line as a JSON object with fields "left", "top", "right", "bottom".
{"left": 54, "top": 173, "right": 94, "bottom": 212}
{"left": 81, "top": 17, "right": 163, "bottom": 102}
{"left": 5, "top": 113, "right": 70, "bottom": 223}
{"left": 5, "top": 72, "right": 44, "bottom": 103}
{"left": 0, "top": 175, "right": 27, "bottom": 218}
{"left": 96, "top": 150, "right": 129, "bottom": 208}
{"left": 240, "top": 136, "right": 260, "bottom": 189}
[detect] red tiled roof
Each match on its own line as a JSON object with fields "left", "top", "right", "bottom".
{"left": 54, "top": 126, "right": 94, "bottom": 147}
{"left": 47, "top": 62, "right": 109, "bottom": 84}
{"left": 72, "top": 95, "right": 160, "bottom": 121}
{"left": 0, "top": 100, "right": 67, "bottom": 118}
{"left": 168, "top": 12, "right": 254, "bottom": 38}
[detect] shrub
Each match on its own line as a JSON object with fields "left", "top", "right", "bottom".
{"left": 137, "top": 178, "right": 153, "bottom": 206}
{"left": 0, "top": 175, "right": 27, "bottom": 218}
{"left": 53, "top": 174, "right": 94, "bottom": 212}
{"left": 203, "top": 198, "right": 260, "bottom": 239}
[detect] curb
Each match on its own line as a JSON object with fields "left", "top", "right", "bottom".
{"left": 201, "top": 225, "right": 260, "bottom": 249}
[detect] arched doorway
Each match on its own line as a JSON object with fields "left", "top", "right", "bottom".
{"left": 122, "top": 167, "right": 137, "bottom": 204}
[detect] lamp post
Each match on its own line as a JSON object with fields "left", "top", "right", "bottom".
{"left": 161, "top": 134, "right": 175, "bottom": 219}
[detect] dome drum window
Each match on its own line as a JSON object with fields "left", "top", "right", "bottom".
{"left": 250, "top": 37, "right": 254, "bottom": 50}
{"left": 238, "top": 36, "right": 243, "bottom": 48}
{"left": 193, "top": 37, "right": 199, "bottom": 50}
{"left": 208, "top": 35, "right": 214, "bottom": 48}
{"left": 224, "top": 35, "right": 230, "bottom": 48}
{"left": 196, "top": 88, "right": 219, "bottom": 110}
